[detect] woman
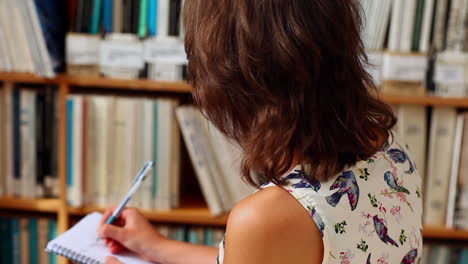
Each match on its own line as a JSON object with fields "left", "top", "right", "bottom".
{"left": 99, "top": 0, "right": 423, "bottom": 263}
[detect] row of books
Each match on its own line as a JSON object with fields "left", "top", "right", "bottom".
{"left": 362, "top": 0, "right": 468, "bottom": 97}
{"left": 361, "top": 0, "right": 468, "bottom": 52}
{"left": 66, "top": 95, "right": 180, "bottom": 210}
{"left": 66, "top": 0, "right": 186, "bottom": 81}
{"left": 0, "top": 84, "right": 59, "bottom": 199}
{"left": 0, "top": 217, "right": 59, "bottom": 264}
{"left": 392, "top": 104, "right": 468, "bottom": 229}
{"left": 64, "top": 95, "right": 254, "bottom": 215}
{"left": 421, "top": 244, "right": 468, "bottom": 264}
{"left": 70, "top": 0, "right": 183, "bottom": 37}
{"left": 0, "top": 0, "right": 66, "bottom": 76}
{"left": 154, "top": 224, "right": 225, "bottom": 247}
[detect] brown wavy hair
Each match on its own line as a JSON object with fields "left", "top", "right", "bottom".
{"left": 183, "top": 0, "right": 396, "bottom": 186}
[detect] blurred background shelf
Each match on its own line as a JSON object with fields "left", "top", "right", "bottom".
{"left": 2, "top": 72, "right": 468, "bottom": 106}
{"left": 0, "top": 197, "right": 61, "bottom": 213}
{"left": 68, "top": 205, "right": 229, "bottom": 226}
{"left": 423, "top": 226, "right": 468, "bottom": 240}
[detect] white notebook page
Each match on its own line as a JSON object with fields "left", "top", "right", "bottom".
{"left": 46, "top": 212, "right": 152, "bottom": 264}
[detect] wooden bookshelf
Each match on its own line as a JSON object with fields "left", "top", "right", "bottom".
{"left": 2, "top": 72, "right": 468, "bottom": 106}
{"left": 2, "top": 71, "right": 468, "bottom": 242}
{"left": 0, "top": 197, "right": 61, "bottom": 213}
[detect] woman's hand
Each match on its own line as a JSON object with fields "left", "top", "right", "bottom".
{"left": 97, "top": 207, "right": 167, "bottom": 262}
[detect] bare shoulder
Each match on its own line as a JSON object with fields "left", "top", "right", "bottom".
{"left": 223, "top": 186, "right": 324, "bottom": 264}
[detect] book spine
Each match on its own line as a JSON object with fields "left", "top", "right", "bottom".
{"left": 446, "top": 114, "right": 465, "bottom": 228}
{"left": 168, "top": 0, "right": 181, "bottom": 36}
{"left": 122, "top": 0, "right": 133, "bottom": 33}
{"left": 411, "top": 0, "right": 426, "bottom": 51}
{"left": 157, "top": 0, "right": 169, "bottom": 36}
{"left": 155, "top": 99, "right": 173, "bottom": 210}
{"left": 400, "top": 0, "right": 418, "bottom": 52}
{"left": 113, "top": 0, "right": 123, "bottom": 33}
{"left": 75, "top": 0, "right": 85, "bottom": 32}
{"left": 419, "top": 0, "right": 436, "bottom": 52}
{"left": 0, "top": 219, "right": 7, "bottom": 263}
{"left": 388, "top": 0, "right": 405, "bottom": 51}
{"left": 67, "top": 97, "right": 85, "bottom": 207}
{"left": 103, "top": 0, "right": 113, "bottom": 33}
{"left": 90, "top": 0, "right": 103, "bottom": 34}
{"left": 170, "top": 100, "right": 181, "bottom": 208}
{"left": 25, "top": 0, "right": 55, "bottom": 77}
{"left": 36, "top": 93, "right": 46, "bottom": 198}
{"left": 424, "top": 107, "right": 458, "bottom": 226}
{"left": 132, "top": 0, "right": 141, "bottom": 34}
{"left": 138, "top": 0, "right": 148, "bottom": 38}
{"left": 152, "top": 102, "right": 159, "bottom": 209}
{"left": 176, "top": 107, "right": 224, "bottom": 215}
{"left": 141, "top": 99, "right": 154, "bottom": 209}
{"left": 20, "top": 90, "right": 37, "bottom": 199}
{"left": 38, "top": 218, "right": 49, "bottom": 264}
{"left": 3, "top": 84, "right": 14, "bottom": 196}
{"left": 148, "top": 0, "right": 157, "bottom": 36}
{"left": 13, "top": 89, "right": 21, "bottom": 196}
{"left": 432, "top": 0, "right": 449, "bottom": 51}
{"left": 29, "top": 218, "right": 38, "bottom": 264}
{"left": 48, "top": 220, "right": 58, "bottom": 264}
{"left": 11, "top": 218, "right": 20, "bottom": 264}
{"left": 66, "top": 98, "right": 74, "bottom": 205}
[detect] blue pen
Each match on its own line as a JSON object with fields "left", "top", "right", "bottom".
{"left": 105, "top": 161, "right": 155, "bottom": 225}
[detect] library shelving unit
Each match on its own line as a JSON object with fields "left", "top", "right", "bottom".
{"left": 1, "top": 72, "right": 468, "bottom": 261}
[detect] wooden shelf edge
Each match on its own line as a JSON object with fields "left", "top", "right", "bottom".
{"left": 380, "top": 94, "right": 468, "bottom": 107}
{"left": 2, "top": 72, "right": 468, "bottom": 107}
{"left": 423, "top": 226, "right": 468, "bottom": 240}
{"left": 68, "top": 205, "right": 229, "bottom": 226}
{"left": 0, "top": 72, "right": 191, "bottom": 93}
{"left": 0, "top": 197, "right": 61, "bottom": 213}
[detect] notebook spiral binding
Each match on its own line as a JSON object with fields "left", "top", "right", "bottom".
{"left": 50, "top": 244, "right": 103, "bottom": 264}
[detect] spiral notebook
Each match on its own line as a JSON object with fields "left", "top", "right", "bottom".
{"left": 46, "top": 212, "right": 151, "bottom": 264}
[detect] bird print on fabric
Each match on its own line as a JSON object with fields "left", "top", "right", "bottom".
{"left": 384, "top": 171, "right": 410, "bottom": 194}
{"left": 326, "top": 171, "right": 360, "bottom": 210}
{"left": 386, "top": 148, "right": 415, "bottom": 174}
{"left": 311, "top": 208, "right": 325, "bottom": 236}
{"left": 367, "top": 253, "right": 372, "bottom": 264}
{"left": 373, "top": 215, "right": 399, "bottom": 247}
{"left": 284, "top": 170, "right": 321, "bottom": 191}
{"left": 400, "top": 249, "right": 418, "bottom": 264}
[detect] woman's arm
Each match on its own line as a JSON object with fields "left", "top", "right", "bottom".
{"left": 222, "top": 186, "right": 324, "bottom": 264}
{"left": 98, "top": 208, "right": 218, "bottom": 264}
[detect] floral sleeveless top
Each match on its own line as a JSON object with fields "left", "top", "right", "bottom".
{"left": 217, "top": 134, "right": 423, "bottom": 264}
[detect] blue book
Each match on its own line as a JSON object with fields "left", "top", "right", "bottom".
{"left": 175, "top": 227, "right": 186, "bottom": 242}
{"left": 188, "top": 229, "right": 198, "bottom": 244}
{"left": 148, "top": 0, "right": 157, "bottom": 36}
{"left": 102, "top": 0, "right": 113, "bottom": 33}
{"left": 29, "top": 219, "right": 39, "bottom": 264}
{"left": 48, "top": 220, "right": 58, "bottom": 264}
{"left": 11, "top": 218, "right": 21, "bottom": 264}
{"left": 90, "top": 0, "right": 103, "bottom": 34}
{"left": 204, "top": 228, "right": 214, "bottom": 246}
{"left": 13, "top": 89, "right": 20, "bottom": 196}
{"left": 66, "top": 99, "right": 74, "bottom": 205}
